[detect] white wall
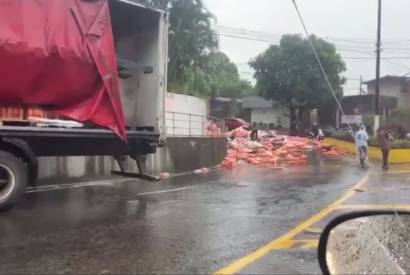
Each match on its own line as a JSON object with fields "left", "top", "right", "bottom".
{"left": 165, "top": 93, "right": 208, "bottom": 136}
{"left": 251, "top": 105, "right": 289, "bottom": 128}
{"left": 368, "top": 82, "right": 402, "bottom": 98}
{"left": 368, "top": 81, "right": 409, "bottom": 107}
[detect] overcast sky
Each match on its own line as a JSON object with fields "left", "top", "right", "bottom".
{"left": 205, "top": 0, "right": 410, "bottom": 95}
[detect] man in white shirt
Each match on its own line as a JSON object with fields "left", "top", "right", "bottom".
{"left": 356, "top": 125, "right": 369, "bottom": 168}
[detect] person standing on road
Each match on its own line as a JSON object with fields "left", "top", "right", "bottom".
{"left": 355, "top": 125, "right": 369, "bottom": 168}
{"left": 377, "top": 127, "right": 394, "bottom": 170}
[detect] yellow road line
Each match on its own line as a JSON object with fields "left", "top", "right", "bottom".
{"left": 303, "top": 227, "right": 322, "bottom": 234}
{"left": 299, "top": 239, "right": 319, "bottom": 250}
{"left": 276, "top": 239, "right": 319, "bottom": 250}
{"left": 336, "top": 204, "right": 410, "bottom": 210}
{"left": 214, "top": 174, "right": 369, "bottom": 275}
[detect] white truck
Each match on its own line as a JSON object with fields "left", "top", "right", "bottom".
{"left": 0, "top": 0, "right": 168, "bottom": 210}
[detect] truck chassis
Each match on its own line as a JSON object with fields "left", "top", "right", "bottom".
{"left": 0, "top": 126, "right": 159, "bottom": 211}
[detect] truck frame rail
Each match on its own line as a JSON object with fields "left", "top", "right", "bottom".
{"left": 0, "top": 126, "right": 159, "bottom": 157}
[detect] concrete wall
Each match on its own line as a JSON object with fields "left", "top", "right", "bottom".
{"left": 164, "top": 137, "right": 226, "bottom": 173}
{"left": 165, "top": 93, "right": 208, "bottom": 136}
{"left": 37, "top": 137, "right": 227, "bottom": 182}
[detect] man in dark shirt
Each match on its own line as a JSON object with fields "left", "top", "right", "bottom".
{"left": 377, "top": 127, "right": 394, "bottom": 170}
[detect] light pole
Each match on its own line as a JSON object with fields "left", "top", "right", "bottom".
{"left": 374, "top": 0, "right": 382, "bottom": 134}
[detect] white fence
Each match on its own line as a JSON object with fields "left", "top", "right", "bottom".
{"left": 165, "top": 111, "right": 225, "bottom": 137}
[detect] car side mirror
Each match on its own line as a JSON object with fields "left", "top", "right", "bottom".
{"left": 318, "top": 211, "right": 410, "bottom": 274}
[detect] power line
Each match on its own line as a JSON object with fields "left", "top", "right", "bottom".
{"left": 381, "top": 58, "right": 410, "bottom": 71}
{"left": 216, "top": 25, "right": 410, "bottom": 54}
{"left": 216, "top": 25, "right": 410, "bottom": 44}
{"left": 219, "top": 32, "right": 378, "bottom": 55}
{"left": 217, "top": 25, "right": 380, "bottom": 44}
{"left": 218, "top": 31, "right": 378, "bottom": 55}
{"left": 217, "top": 32, "right": 279, "bottom": 44}
{"left": 325, "top": 37, "right": 375, "bottom": 45}
{"left": 347, "top": 59, "right": 375, "bottom": 63}
{"left": 216, "top": 31, "right": 410, "bottom": 60}
{"left": 291, "top": 0, "right": 355, "bottom": 136}
{"left": 216, "top": 25, "right": 281, "bottom": 39}
{"left": 338, "top": 49, "right": 375, "bottom": 54}
{"left": 383, "top": 47, "right": 410, "bottom": 51}
{"left": 342, "top": 56, "right": 410, "bottom": 60}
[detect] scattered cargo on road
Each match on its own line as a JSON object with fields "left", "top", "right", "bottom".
{"left": 221, "top": 127, "right": 348, "bottom": 169}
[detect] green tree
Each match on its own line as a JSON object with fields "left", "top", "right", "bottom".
{"left": 249, "top": 34, "right": 346, "bottom": 132}
{"left": 168, "top": 51, "right": 253, "bottom": 98}
{"left": 204, "top": 52, "right": 253, "bottom": 98}
{"left": 167, "top": 0, "right": 218, "bottom": 85}
{"left": 165, "top": 1, "right": 252, "bottom": 97}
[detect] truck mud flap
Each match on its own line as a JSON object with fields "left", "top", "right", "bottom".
{"left": 111, "top": 156, "right": 160, "bottom": 182}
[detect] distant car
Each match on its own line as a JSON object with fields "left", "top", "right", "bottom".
{"left": 224, "top": 118, "right": 250, "bottom": 131}
{"left": 322, "top": 125, "right": 337, "bottom": 137}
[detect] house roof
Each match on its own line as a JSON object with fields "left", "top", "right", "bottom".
{"left": 212, "top": 97, "right": 243, "bottom": 103}
{"left": 242, "top": 96, "right": 272, "bottom": 109}
{"left": 363, "top": 75, "right": 410, "bottom": 85}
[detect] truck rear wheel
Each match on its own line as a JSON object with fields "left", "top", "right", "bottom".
{"left": 0, "top": 151, "right": 27, "bottom": 212}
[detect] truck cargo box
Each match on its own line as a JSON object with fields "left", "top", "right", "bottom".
{"left": 0, "top": 0, "right": 126, "bottom": 138}
{"left": 0, "top": 0, "right": 168, "bottom": 211}
{"left": 110, "top": 0, "right": 167, "bottom": 139}
{"left": 0, "top": 0, "right": 168, "bottom": 140}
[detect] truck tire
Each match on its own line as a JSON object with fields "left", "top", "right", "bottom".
{"left": 0, "top": 151, "right": 27, "bottom": 212}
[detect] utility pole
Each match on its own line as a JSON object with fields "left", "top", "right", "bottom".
{"left": 374, "top": 0, "right": 382, "bottom": 134}
{"left": 359, "top": 75, "right": 364, "bottom": 95}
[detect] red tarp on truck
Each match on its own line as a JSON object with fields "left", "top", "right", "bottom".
{"left": 0, "top": 0, "right": 126, "bottom": 139}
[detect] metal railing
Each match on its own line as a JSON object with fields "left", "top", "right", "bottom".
{"left": 165, "top": 111, "right": 225, "bottom": 137}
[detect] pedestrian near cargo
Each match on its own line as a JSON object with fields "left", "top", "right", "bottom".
{"left": 250, "top": 129, "right": 259, "bottom": 141}
{"left": 355, "top": 125, "right": 369, "bottom": 168}
{"left": 290, "top": 120, "right": 298, "bottom": 136}
{"left": 377, "top": 127, "right": 394, "bottom": 170}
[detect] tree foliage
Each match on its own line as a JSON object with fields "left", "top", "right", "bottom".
{"left": 165, "top": 0, "right": 252, "bottom": 97}
{"left": 168, "top": 52, "right": 252, "bottom": 97}
{"left": 168, "top": 0, "right": 217, "bottom": 83}
{"left": 203, "top": 52, "right": 253, "bottom": 98}
{"left": 249, "top": 34, "right": 346, "bottom": 125}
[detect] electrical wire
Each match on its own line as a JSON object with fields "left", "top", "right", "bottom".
{"left": 342, "top": 56, "right": 410, "bottom": 60}
{"left": 217, "top": 32, "right": 279, "bottom": 44}
{"left": 290, "top": 0, "right": 355, "bottom": 137}
{"left": 216, "top": 25, "right": 410, "bottom": 57}
{"left": 382, "top": 59, "right": 410, "bottom": 71}
{"left": 216, "top": 30, "right": 410, "bottom": 63}
{"left": 218, "top": 32, "right": 372, "bottom": 54}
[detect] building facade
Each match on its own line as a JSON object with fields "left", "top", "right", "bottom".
{"left": 365, "top": 75, "right": 410, "bottom": 108}
{"left": 242, "top": 96, "right": 290, "bottom": 129}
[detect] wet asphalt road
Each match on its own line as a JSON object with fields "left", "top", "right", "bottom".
{"left": 0, "top": 153, "right": 409, "bottom": 274}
